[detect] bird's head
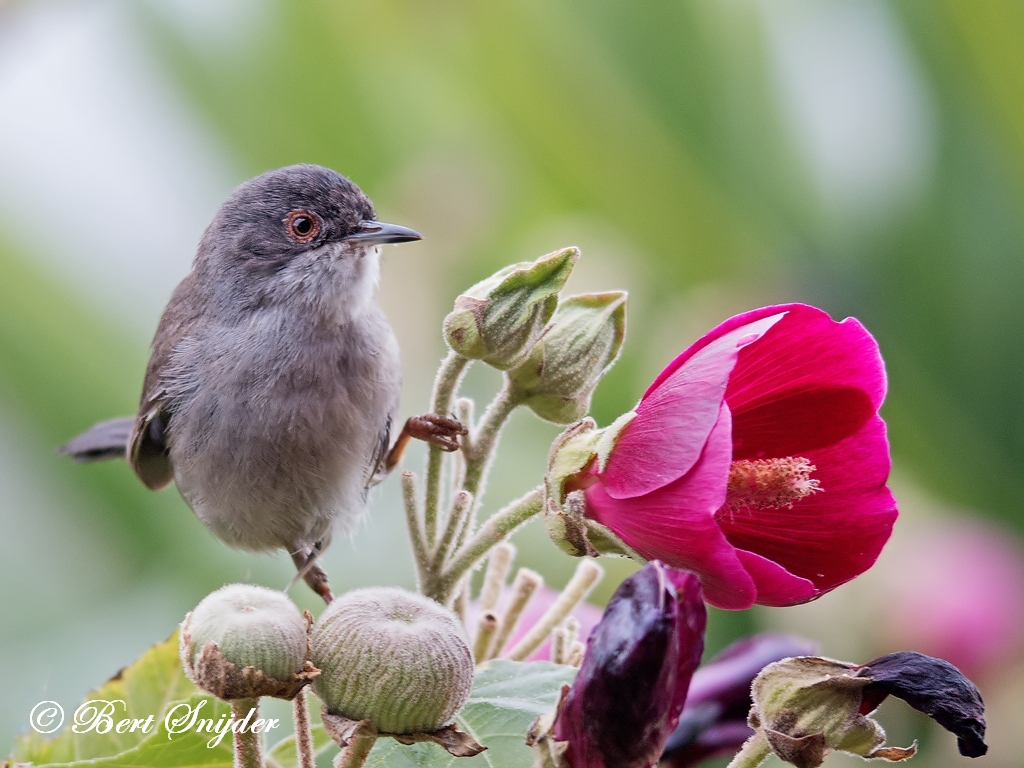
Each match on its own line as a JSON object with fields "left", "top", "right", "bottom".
{"left": 196, "top": 164, "right": 421, "bottom": 319}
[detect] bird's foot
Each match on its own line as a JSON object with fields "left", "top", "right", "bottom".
{"left": 406, "top": 413, "right": 467, "bottom": 451}
{"left": 290, "top": 547, "right": 334, "bottom": 604}
{"left": 384, "top": 413, "right": 468, "bottom": 471}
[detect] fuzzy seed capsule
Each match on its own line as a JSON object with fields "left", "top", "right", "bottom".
{"left": 181, "top": 583, "right": 315, "bottom": 700}
{"left": 187, "top": 583, "right": 307, "bottom": 679}
{"left": 310, "top": 587, "right": 474, "bottom": 735}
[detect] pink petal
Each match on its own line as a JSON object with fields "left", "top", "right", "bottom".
{"left": 716, "top": 415, "right": 897, "bottom": 597}
{"left": 586, "top": 404, "right": 758, "bottom": 610}
{"left": 734, "top": 549, "right": 819, "bottom": 606}
{"left": 729, "top": 305, "right": 888, "bottom": 450}
{"left": 729, "top": 385, "right": 876, "bottom": 460}
{"left": 644, "top": 305, "right": 802, "bottom": 397}
{"left": 601, "top": 313, "right": 784, "bottom": 499}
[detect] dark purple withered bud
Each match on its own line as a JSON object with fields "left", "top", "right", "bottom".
{"left": 544, "top": 562, "right": 707, "bottom": 768}
{"left": 662, "top": 634, "right": 819, "bottom": 767}
{"left": 736, "top": 649, "right": 988, "bottom": 768}
{"left": 856, "top": 651, "right": 987, "bottom": 758}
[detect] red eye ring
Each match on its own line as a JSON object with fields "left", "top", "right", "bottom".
{"left": 284, "top": 210, "right": 321, "bottom": 243}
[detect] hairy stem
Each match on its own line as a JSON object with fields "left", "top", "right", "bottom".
{"left": 424, "top": 352, "right": 470, "bottom": 546}
{"left": 433, "top": 490, "right": 473, "bottom": 571}
{"left": 478, "top": 543, "right": 515, "bottom": 610}
{"left": 506, "top": 559, "right": 603, "bottom": 661}
{"left": 231, "top": 699, "right": 261, "bottom": 768}
{"left": 473, "top": 611, "right": 499, "bottom": 663}
{"left": 461, "top": 383, "right": 521, "bottom": 504}
{"left": 725, "top": 732, "right": 772, "bottom": 768}
{"left": 401, "top": 471, "right": 430, "bottom": 590}
{"left": 489, "top": 568, "right": 543, "bottom": 660}
{"left": 333, "top": 730, "right": 378, "bottom": 768}
{"left": 292, "top": 689, "right": 315, "bottom": 768}
{"left": 453, "top": 576, "right": 470, "bottom": 627}
{"left": 433, "top": 486, "right": 544, "bottom": 604}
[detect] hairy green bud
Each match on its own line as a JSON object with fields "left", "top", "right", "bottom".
{"left": 443, "top": 247, "right": 578, "bottom": 369}
{"left": 508, "top": 291, "right": 627, "bottom": 423}
{"left": 310, "top": 588, "right": 474, "bottom": 735}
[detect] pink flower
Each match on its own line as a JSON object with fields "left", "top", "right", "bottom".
{"left": 558, "top": 304, "right": 897, "bottom": 610}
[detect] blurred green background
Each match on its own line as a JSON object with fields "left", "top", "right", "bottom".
{"left": 2, "top": 0, "right": 1024, "bottom": 764}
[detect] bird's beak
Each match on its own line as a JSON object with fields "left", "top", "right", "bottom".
{"left": 345, "top": 220, "right": 423, "bottom": 245}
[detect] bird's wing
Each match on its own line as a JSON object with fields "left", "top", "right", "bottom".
{"left": 128, "top": 274, "right": 202, "bottom": 490}
{"left": 365, "top": 414, "right": 393, "bottom": 491}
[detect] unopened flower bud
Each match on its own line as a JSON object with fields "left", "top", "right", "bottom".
{"left": 180, "top": 583, "right": 316, "bottom": 701}
{"left": 528, "top": 562, "right": 706, "bottom": 768}
{"left": 508, "top": 291, "right": 626, "bottom": 424}
{"left": 310, "top": 587, "right": 474, "bottom": 735}
{"left": 443, "top": 247, "right": 578, "bottom": 369}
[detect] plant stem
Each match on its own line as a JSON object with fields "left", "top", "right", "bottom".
{"left": 489, "top": 568, "right": 542, "bottom": 660}
{"left": 461, "top": 383, "right": 521, "bottom": 503}
{"left": 551, "top": 627, "right": 568, "bottom": 665}
{"left": 725, "top": 732, "right": 772, "bottom": 768}
{"left": 453, "top": 577, "right": 470, "bottom": 627}
{"left": 506, "top": 559, "right": 603, "bottom": 661}
{"left": 401, "top": 471, "right": 430, "bottom": 590}
{"left": 473, "top": 611, "right": 499, "bottom": 662}
{"left": 333, "top": 731, "right": 378, "bottom": 768}
{"left": 477, "top": 542, "right": 515, "bottom": 610}
{"left": 424, "top": 352, "right": 470, "bottom": 545}
{"left": 434, "top": 486, "right": 544, "bottom": 604}
{"left": 292, "top": 689, "right": 315, "bottom": 768}
{"left": 231, "top": 699, "right": 261, "bottom": 768}
{"left": 432, "top": 490, "right": 474, "bottom": 570}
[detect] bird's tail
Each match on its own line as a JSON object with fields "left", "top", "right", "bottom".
{"left": 59, "top": 416, "right": 134, "bottom": 461}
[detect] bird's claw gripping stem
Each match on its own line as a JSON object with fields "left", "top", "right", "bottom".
{"left": 385, "top": 413, "right": 467, "bottom": 471}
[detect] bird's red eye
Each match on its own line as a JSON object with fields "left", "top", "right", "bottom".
{"left": 285, "top": 210, "right": 320, "bottom": 243}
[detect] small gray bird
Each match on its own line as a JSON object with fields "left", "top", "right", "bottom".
{"left": 61, "top": 164, "right": 464, "bottom": 602}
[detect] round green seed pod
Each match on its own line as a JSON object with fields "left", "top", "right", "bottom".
{"left": 311, "top": 587, "right": 474, "bottom": 734}
{"left": 185, "top": 583, "right": 307, "bottom": 681}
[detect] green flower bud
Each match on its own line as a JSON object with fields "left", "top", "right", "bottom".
{"left": 311, "top": 588, "right": 474, "bottom": 735}
{"left": 443, "top": 247, "right": 578, "bottom": 369}
{"left": 508, "top": 292, "right": 627, "bottom": 424}
{"left": 180, "top": 583, "right": 316, "bottom": 701}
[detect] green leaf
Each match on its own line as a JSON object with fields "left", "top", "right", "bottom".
{"left": 11, "top": 633, "right": 199, "bottom": 764}
{"left": 40, "top": 695, "right": 235, "bottom": 768}
{"left": 363, "top": 659, "right": 576, "bottom": 768}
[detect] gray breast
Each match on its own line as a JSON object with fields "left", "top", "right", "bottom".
{"left": 165, "top": 305, "right": 401, "bottom": 552}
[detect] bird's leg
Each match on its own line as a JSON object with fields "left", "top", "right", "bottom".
{"left": 289, "top": 543, "right": 334, "bottom": 604}
{"left": 384, "top": 414, "right": 467, "bottom": 472}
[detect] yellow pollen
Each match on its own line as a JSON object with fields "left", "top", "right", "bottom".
{"left": 725, "top": 457, "right": 821, "bottom": 512}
